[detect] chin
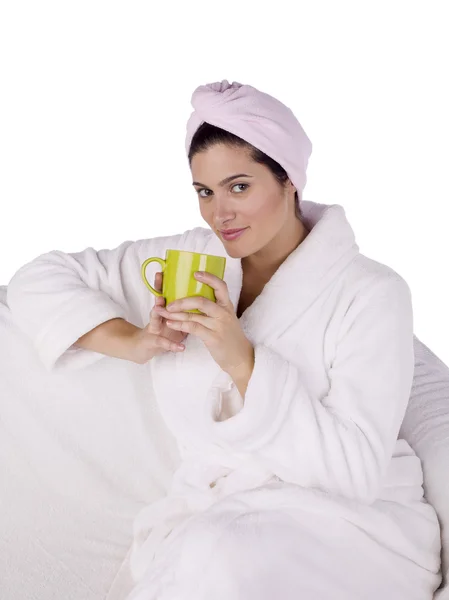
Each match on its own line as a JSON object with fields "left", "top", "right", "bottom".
{"left": 212, "top": 229, "right": 255, "bottom": 259}
{"left": 211, "top": 235, "right": 240, "bottom": 257}
{"left": 222, "top": 242, "right": 255, "bottom": 260}
{"left": 224, "top": 247, "right": 247, "bottom": 259}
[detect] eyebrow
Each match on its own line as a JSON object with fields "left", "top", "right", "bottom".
{"left": 192, "top": 173, "right": 253, "bottom": 188}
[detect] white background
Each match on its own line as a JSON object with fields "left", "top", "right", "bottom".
{"left": 1, "top": 0, "right": 448, "bottom": 363}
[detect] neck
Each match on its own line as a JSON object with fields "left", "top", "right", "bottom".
{"left": 242, "top": 216, "right": 309, "bottom": 281}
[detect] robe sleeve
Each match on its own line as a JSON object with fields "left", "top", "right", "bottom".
{"left": 210, "top": 274, "right": 415, "bottom": 504}
{"left": 6, "top": 230, "right": 199, "bottom": 372}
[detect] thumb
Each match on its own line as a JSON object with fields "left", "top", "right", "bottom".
{"left": 147, "top": 305, "right": 163, "bottom": 334}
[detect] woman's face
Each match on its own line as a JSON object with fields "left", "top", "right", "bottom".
{"left": 190, "top": 143, "right": 296, "bottom": 258}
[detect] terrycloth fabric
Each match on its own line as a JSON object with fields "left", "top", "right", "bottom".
{"left": 185, "top": 79, "right": 313, "bottom": 196}
{"left": 6, "top": 230, "right": 207, "bottom": 372}
{"left": 400, "top": 339, "right": 449, "bottom": 593}
{"left": 3, "top": 231, "right": 205, "bottom": 600}
{"left": 4, "top": 201, "right": 448, "bottom": 599}
{"left": 125, "top": 201, "right": 441, "bottom": 599}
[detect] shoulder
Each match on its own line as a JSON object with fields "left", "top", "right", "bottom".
{"left": 149, "top": 225, "right": 213, "bottom": 248}
{"left": 338, "top": 253, "right": 412, "bottom": 321}
{"left": 347, "top": 253, "right": 410, "bottom": 295}
{"left": 177, "top": 226, "right": 216, "bottom": 252}
{"left": 131, "top": 226, "right": 215, "bottom": 259}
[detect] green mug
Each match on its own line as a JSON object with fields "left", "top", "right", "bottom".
{"left": 141, "top": 249, "right": 227, "bottom": 314}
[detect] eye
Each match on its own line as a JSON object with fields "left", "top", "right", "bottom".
{"left": 197, "top": 188, "right": 212, "bottom": 198}
{"left": 231, "top": 183, "right": 249, "bottom": 193}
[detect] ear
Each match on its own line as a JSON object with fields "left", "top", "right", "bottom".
{"left": 287, "top": 179, "right": 297, "bottom": 195}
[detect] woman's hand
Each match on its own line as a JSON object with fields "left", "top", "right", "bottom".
{"left": 147, "top": 271, "right": 188, "bottom": 351}
{"left": 63, "top": 271, "right": 190, "bottom": 365}
{"left": 153, "top": 271, "right": 255, "bottom": 386}
{"left": 120, "top": 271, "right": 189, "bottom": 365}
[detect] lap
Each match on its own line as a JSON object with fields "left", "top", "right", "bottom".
{"left": 130, "top": 486, "right": 441, "bottom": 600}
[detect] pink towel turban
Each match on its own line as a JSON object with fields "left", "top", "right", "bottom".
{"left": 185, "top": 80, "right": 313, "bottom": 195}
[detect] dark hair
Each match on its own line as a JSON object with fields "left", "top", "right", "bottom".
{"left": 188, "top": 122, "right": 302, "bottom": 218}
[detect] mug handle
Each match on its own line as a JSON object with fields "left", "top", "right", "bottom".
{"left": 141, "top": 257, "right": 165, "bottom": 297}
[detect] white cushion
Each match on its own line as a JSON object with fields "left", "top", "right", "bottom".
{"left": 0, "top": 286, "right": 179, "bottom": 600}
{"left": 401, "top": 337, "right": 449, "bottom": 595}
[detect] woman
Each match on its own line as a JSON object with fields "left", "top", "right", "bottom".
{"left": 6, "top": 80, "right": 442, "bottom": 599}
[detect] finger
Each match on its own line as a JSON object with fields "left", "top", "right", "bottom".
{"left": 154, "top": 272, "right": 165, "bottom": 307}
{"left": 154, "top": 294, "right": 165, "bottom": 307}
{"left": 153, "top": 334, "right": 185, "bottom": 353}
{"left": 149, "top": 272, "right": 165, "bottom": 324}
{"left": 194, "top": 272, "right": 230, "bottom": 308}
{"left": 164, "top": 296, "right": 221, "bottom": 318}
{"left": 165, "top": 313, "right": 216, "bottom": 335}
{"left": 154, "top": 271, "right": 163, "bottom": 291}
{"left": 148, "top": 305, "right": 164, "bottom": 333}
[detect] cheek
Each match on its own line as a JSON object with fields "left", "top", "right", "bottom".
{"left": 199, "top": 202, "right": 213, "bottom": 223}
{"left": 249, "top": 192, "right": 283, "bottom": 221}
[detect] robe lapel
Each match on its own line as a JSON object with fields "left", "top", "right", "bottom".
{"left": 207, "top": 201, "right": 360, "bottom": 346}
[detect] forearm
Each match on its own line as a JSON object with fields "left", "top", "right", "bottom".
{"left": 6, "top": 229, "right": 192, "bottom": 371}
{"left": 74, "top": 317, "right": 140, "bottom": 359}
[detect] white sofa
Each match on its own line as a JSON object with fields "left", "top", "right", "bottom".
{"left": 400, "top": 339, "right": 449, "bottom": 598}
{"left": 0, "top": 285, "right": 448, "bottom": 599}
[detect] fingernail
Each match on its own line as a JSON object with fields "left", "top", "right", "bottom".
{"left": 195, "top": 271, "right": 205, "bottom": 278}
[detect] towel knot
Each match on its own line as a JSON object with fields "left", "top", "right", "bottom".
{"left": 191, "top": 79, "right": 243, "bottom": 114}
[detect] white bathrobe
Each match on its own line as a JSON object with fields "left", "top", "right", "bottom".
{"left": 6, "top": 201, "right": 442, "bottom": 599}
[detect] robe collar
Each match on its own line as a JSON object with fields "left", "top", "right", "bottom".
{"left": 205, "top": 201, "right": 360, "bottom": 346}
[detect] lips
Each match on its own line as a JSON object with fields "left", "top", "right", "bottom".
{"left": 220, "top": 228, "right": 246, "bottom": 234}
{"left": 219, "top": 227, "right": 248, "bottom": 241}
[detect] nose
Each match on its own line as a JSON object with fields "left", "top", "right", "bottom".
{"left": 213, "top": 195, "right": 236, "bottom": 228}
